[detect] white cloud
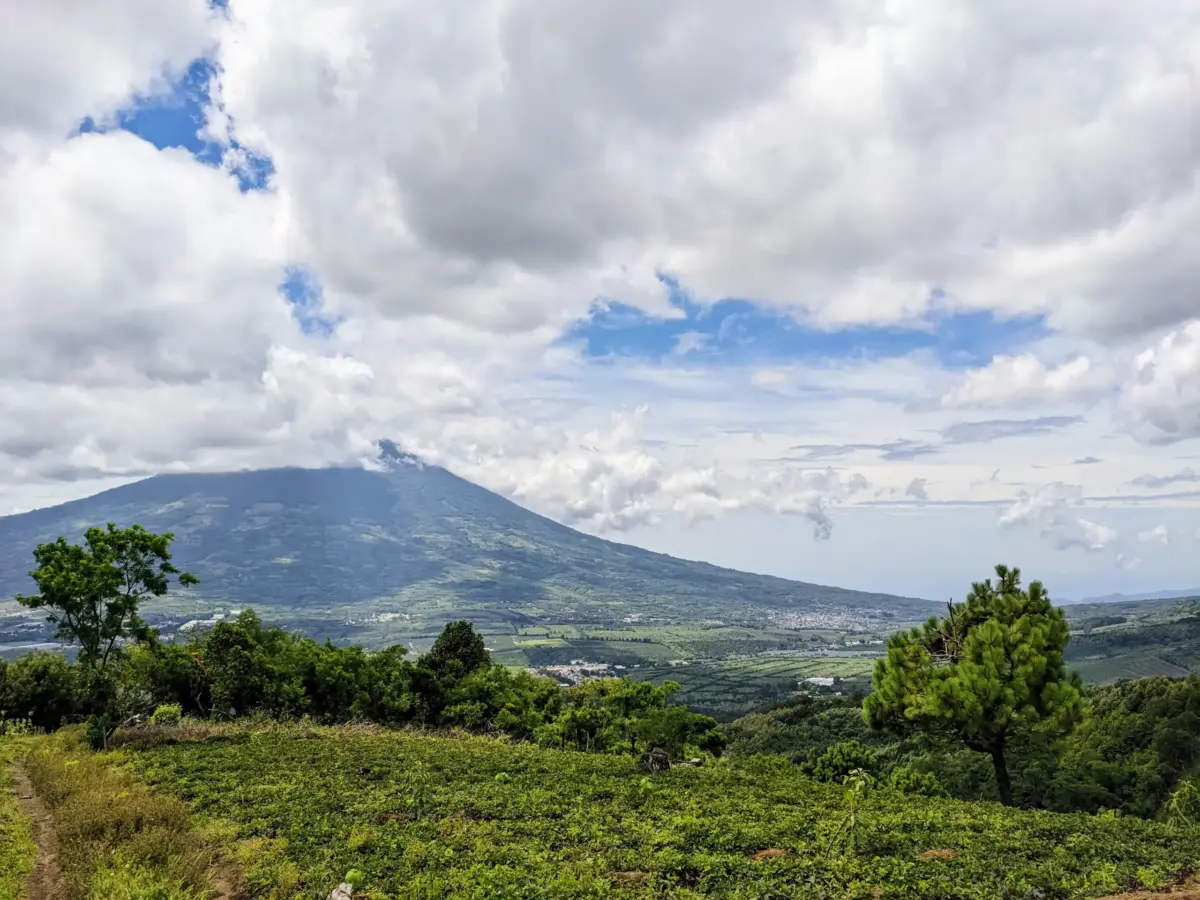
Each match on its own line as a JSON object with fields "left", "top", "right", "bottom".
{"left": 1118, "top": 321, "right": 1200, "bottom": 445}
{"left": 937, "top": 354, "right": 1109, "bottom": 410}
{"left": 1137, "top": 524, "right": 1171, "bottom": 546}
{"left": 749, "top": 368, "right": 791, "bottom": 391}
{"left": 998, "top": 483, "right": 1118, "bottom": 554}
{"left": 203, "top": 0, "right": 1200, "bottom": 339}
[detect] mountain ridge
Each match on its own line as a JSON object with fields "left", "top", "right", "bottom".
{"left": 0, "top": 464, "right": 938, "bottom": 640}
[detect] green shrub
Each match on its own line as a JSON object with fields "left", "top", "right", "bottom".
{"left": 805, "top": 739, "right": 877, "bottom": 783}
{"left": 150, "top": 704, "right": 183, "bottom": 727}
{"left": 889, "top": 764, "right": 949, "bottom": 798}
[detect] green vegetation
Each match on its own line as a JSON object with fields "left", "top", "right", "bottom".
{"left": 630, "top": 655, "right": 874, "bottom": 718}
{"left": 1065, "top": 606, "right": 1200, "bottom": 684}
{"left": 16, "top": 523, "right": 198, "bottom": 668}
{"left": 866, "top": 566, "right": 1084, "bottom": 805}
{"left": 0, "top": 735, "right": 36, "bottom": 900}
{"left": 727, "top": 675, "right": 1200, "bottom": 820}
{"left": 113, "top": 722, "right": 1200, "bottom": 899}
{"left": 15, "top": 728, "right": 252, "bottom": 900}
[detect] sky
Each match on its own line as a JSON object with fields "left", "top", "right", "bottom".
{"left": 1, "top": 0, "right": 1198, "bottom": 602}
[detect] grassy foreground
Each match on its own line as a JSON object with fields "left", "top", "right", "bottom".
{"left": 113, "top": 723, "right": 1200, "bottom": 900}
{"left": 0, "top": 737, "right": 36, "bottom": 900}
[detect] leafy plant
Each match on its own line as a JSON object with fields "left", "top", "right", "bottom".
{"left": 150, "top": 704, "right": 183, "bottom": 727}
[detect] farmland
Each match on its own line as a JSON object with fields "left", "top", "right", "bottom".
{"left": 628, "top": 655, "right": 876, "bottom": 717}
{"left": 106, "top": 723, "right": 1200, "bottom": 899}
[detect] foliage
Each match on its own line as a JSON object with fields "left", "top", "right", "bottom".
{"left": 150, "top": 704, "right": 183, "bottom": 727}
{"left": 805, "top": 740, "right": 878, "bottom": 783}
{"left": 418, "top": 619, "right": 489, "bottom": 682}
{"left": 0, "top": 651, "right": 77, "bottom": 731}
{"left": 889, "top": 764, "right": 949, "bottom": 798}
{"left": 829, "top": 768, "right": 874, "bottom": 854}
{"left": 864, "top": 564, "right": 1084, "bottom": 805}
{"left": 730, "top": 675, "right": 1200, "bottom": 821}
{"left": 118, "top": 723, "right": 1200, "bottom": 899}
{"left": 1165, "top": 780, "right": 1199, "bottom": 828}
{"left": 15, "top": 523, "right": 198, "bottom": 668}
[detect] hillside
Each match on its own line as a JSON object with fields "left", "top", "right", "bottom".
{"left": 70, "top": 723, "right": 1195, "bottom": 899}
{"left": 1065, "top": 598, "right": 1200, "bottom": 682}
{"left": 0, "top": 456, "right": 935, "bottom": 650}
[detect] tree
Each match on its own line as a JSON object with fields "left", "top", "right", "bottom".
{"left": 863, "top": 564, "right": 1084, "bottom": 806}
{"left": 418, "top": 620, "right": 489, "bottom": 682}
{"left": 16, "top": 523, "right": 198, "bottom": 668}
{"left": 0, "top": 652, "right": 77, "bottom": 730}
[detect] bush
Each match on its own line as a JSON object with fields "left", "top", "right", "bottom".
{"left": 889, "top": 764, "right": 949, "bottom": 798}
{"left": 150, "top": 704, "right": 183, "bottom": 727}
{"left": 805, "top": 740, "right": 878, "bottom": 783}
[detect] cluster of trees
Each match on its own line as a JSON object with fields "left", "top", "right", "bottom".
{"left": 0, "top": 524, "right": 723, "bottom": 760}
{"left": 729, "top": 565, "right": 1200, "bottom": 821}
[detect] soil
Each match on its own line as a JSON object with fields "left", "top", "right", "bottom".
{"left": 1099, "top": 878, "right": 1200, "bottom": 900}
{"left": 10, "top": 763, "right": 61, "bottom": 900}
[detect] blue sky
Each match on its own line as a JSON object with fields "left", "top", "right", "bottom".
{"left": 567, "top": 278, "right": 1050, "bottom": 370}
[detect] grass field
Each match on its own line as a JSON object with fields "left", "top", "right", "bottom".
{"left": 112, "top": 723, "right": 1200, "bottom": 899}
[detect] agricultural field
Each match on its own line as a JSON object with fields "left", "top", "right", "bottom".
{"left": 1069, "top": 654, "right": 1192, "bottom": 684}
{"left": 630, "top": 655, "right": 877, "bottom": 717}
{"left": 110, "top": 724, "right": 1200, "bottom": 899}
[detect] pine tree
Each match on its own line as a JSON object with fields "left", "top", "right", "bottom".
{"left": 863, "top": 564, "right": 1084, "bottom": 805}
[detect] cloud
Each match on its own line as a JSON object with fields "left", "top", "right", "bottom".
{"left": 1116, "top": 553, "right": 1143, "bottom": 571}
{"left": 204, "top": 1, "right": 1200, "bottom": 339}
{"left": 1137, "top": 524, "right": 1170, "bottom": 545}
{"left": 1119, "top": 321, "right": 1200, "bottom": 445}
{"left": 1, "top": 0, "right": 215, "bottom": 162}
{"left": 937, "top": 355, "right": 1109, "bottom": 410}
{"left": 998, "top": 483, "right": 1118, "bottom": 553}
{"left": 750, "top": 368, "right": 791, "bottom": 391}
{"left": 942, "top": 416, "right": 1082, "bottom": 445}
{"left": 672, "top": 332, "right": 710, "bottom": 356}
{"left": 905, "top": 478, "right": 930, "bottom": 501}
{"left": 1131, "top": 468, "right": 1198, "bottom": 489}
{"left": 1074, "top": 456, "right": 1102, "bottom": 465}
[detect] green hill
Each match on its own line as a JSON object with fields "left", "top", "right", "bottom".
{"left": 0, "top": 456, "right": 936, "bottom": 651}
{"left": 97, "top": 723, "right": 1199, "bottom": 899}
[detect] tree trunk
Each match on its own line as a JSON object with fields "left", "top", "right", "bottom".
{"left": 990, "top": 742, "right": 1013, "bottom": 806}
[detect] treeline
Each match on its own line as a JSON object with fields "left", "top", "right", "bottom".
{"left": 0, "top": 611, "right": 725, "bottom": 758}
{"left": 726, "top": 676, "right": 1200, "bottom": 821}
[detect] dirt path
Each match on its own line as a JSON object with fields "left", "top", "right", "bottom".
{"left": 1100, "top": 880, "right": 1200, "bottom": 900}
{"left": 9, "top": 763, "right": 61, "bottom": 900}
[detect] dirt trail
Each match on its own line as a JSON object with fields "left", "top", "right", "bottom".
{"left": 9, "top": 763, "right": 61, "bottom": 900}
{"left": 1100, "top": 880, "right": 1200, "bottom": 900}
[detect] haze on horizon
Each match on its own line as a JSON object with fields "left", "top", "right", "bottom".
{"left": 1, "top": 1, "right": 1198, "bottom": 602}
